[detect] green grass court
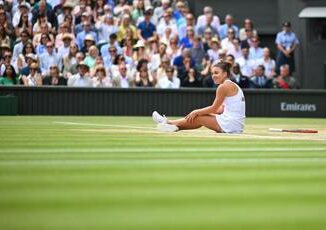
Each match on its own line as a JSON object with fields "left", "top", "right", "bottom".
{"left": 0, "top": 116, "right": 326, "bottom": 230}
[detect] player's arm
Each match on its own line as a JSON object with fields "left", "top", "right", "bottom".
{"left": 186, "top": 85, "right": 227, "bottom": 122}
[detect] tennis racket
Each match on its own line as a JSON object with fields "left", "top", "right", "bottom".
{"left": 269, "top": 128, "right": 318, "bottom": 133}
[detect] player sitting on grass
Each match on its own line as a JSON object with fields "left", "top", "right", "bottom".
{"left": 152, "top": 61, "right": 246, "bottom": 133}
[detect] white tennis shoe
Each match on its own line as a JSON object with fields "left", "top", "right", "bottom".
{"left": 152, "top": 111, "right": 167, "bottom": 124}
{"left": 157, "top": 123, "right": 179, "bottom": 132}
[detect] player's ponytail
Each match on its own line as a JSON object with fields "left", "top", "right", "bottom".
{"left": 213, "top": 60, "right": 232, "bottom": 78}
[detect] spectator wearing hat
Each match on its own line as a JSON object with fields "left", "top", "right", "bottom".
{"left": 22, "top": 62, "right": 43, "bottom": 86}
{"left": 137, "top": 7, "right": 156, "bottom": 41}
{"left": 0, "top": 65, "right": 18, "bottom": 85}
{"left": 92, "top": 65, "right": 112, "bottom": 88}
{"left": 76, "top": 21, "right": 98, "bottom": 49}
{"left": 207, "top": 37, "right": 221, "bottom": 62}
{"left": 12, "top": 2, "right": 32, "bottom": 28}
{"left": 57, "top": 33, "right": 73, "bottom": 61}
{"left": 39, "top": 41, "right": 61, "bottom": 76}
{"left": 14, "top": 11, "right": 32, "bottom": 38}
{"left": 230, "top": 62, "right": 250, "bottom": 88}
{"left": 218, "top": 14, "right": 239, "bottom": 40}
{"left": 133, "top": 39, "right": 149, "bottom": 64}
{"left": 11, "top": 0, "right": 30, "bottom": 15}
{"left": 53, "top": 1, "right": 73, "bottom": 24}
{"left": 80, "top": 34, "right": 96, "bottom": 55}
{"left": 112, "top": 62, "right": 134, "bottom": 88}
{"left": 56, "top": 2, "right": 74, "bottom": 25}
{"left": 43, "top": 64, "right": 67, "bottom": 86}
{"left": 275, "top": 21, "right": 299, "bottom": 74}
{"left": 117, "top": 14, "right": 137, "bottom": 43}
{"left": 55, "top": 23, "right": 76, "bottom": 49}
{"left": 96, "top": 14, "right": 118, "bottom": 42}
{"left": 67, "top": 61, "right": 93, "bottom": 87}
{"left": 63, "top": 43, "right": 79, "bottom": 78}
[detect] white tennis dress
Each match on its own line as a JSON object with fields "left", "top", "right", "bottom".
{"left": 216, "top": 80, "right": 246, "bottom": 133}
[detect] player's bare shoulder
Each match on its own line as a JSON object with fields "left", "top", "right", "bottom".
{"left": 220, "top": 80, "right": 238, "bottom": 96}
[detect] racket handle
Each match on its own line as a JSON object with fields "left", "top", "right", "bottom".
{"left": 269, "top": 128, "right": 283, "bottom": 132}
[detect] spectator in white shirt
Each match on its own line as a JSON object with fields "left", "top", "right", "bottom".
{"left": 157, "top": 11, "right": 177, "bottom": 38}
{"left": 112, "top": 62, "right": 135, "bottom": 88}
{"left": 92, "top": 65, "right": 112, "bottom": 87}
{"left": 39, "top": 41, "right": 61, "bottom": 76}
{"left": 156, "top": 66, "right": 180, "bottom": 89}
{"left": 257, "top": 47, "right": 276, "bottom": 78}
{"left": 196, "top": 6, "right": 220, "bottom": 33}
{"left": 235, "top": 47, "right": 256, "bottom": 77}
{"left": 221, "top": 28, "right": 236, "bottom": 56}
{"left": 249, "top": 36, "right": 263, "bottom": 60}
{"left": 67, "top": 61, "right": 93, "bottom": 87}
{"left": 57, "top": 33, "right": 73, "bottom": 61}
{"left": 207, "top": 37, "right": 221, "bottom": 62}
{"left": 96, "top": 14, "right": 118, "bottom": 42}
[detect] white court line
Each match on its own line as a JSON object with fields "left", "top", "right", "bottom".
{"left": 1, "top": 147, "right": 326, "bottom": 153}
{"left": 53, "top": 121, "right": 157, "bottom": 130}
{"left": 1, "top": 158, "right": 326, "bottom": 166}
{"left": 54, "top": 121, "right": 326, "bottom": 141}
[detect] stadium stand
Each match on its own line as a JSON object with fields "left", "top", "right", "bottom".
{"left": 0, "top": 0, "right": 301, "bottom": 89}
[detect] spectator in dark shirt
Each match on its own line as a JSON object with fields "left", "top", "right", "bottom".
{"left": 250, "top": 65, "right": 272, "bottom": 88}
{"left": 137, "top": 7, "right": 156, "bottom": 41}
{"left": 230, "top": 63, "right": 250, "bottom": 88}
{"left": 43, "top": 64, "right": 67, "bottom": 86}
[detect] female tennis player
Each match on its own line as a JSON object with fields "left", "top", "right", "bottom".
{"left": 152, "top": 61, "right": 246, "bottom": 133}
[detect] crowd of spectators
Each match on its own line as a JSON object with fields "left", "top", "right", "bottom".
{"left": 0, "top": 0, "right": 299, "bottom": 89}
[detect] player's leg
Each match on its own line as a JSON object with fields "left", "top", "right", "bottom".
{"left": 169, "top": 114, "right": 222, "bottom": 132}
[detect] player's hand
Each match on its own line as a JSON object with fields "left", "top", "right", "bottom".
{"left": 185, "top": 110, "right": 198, "bottom": 123}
